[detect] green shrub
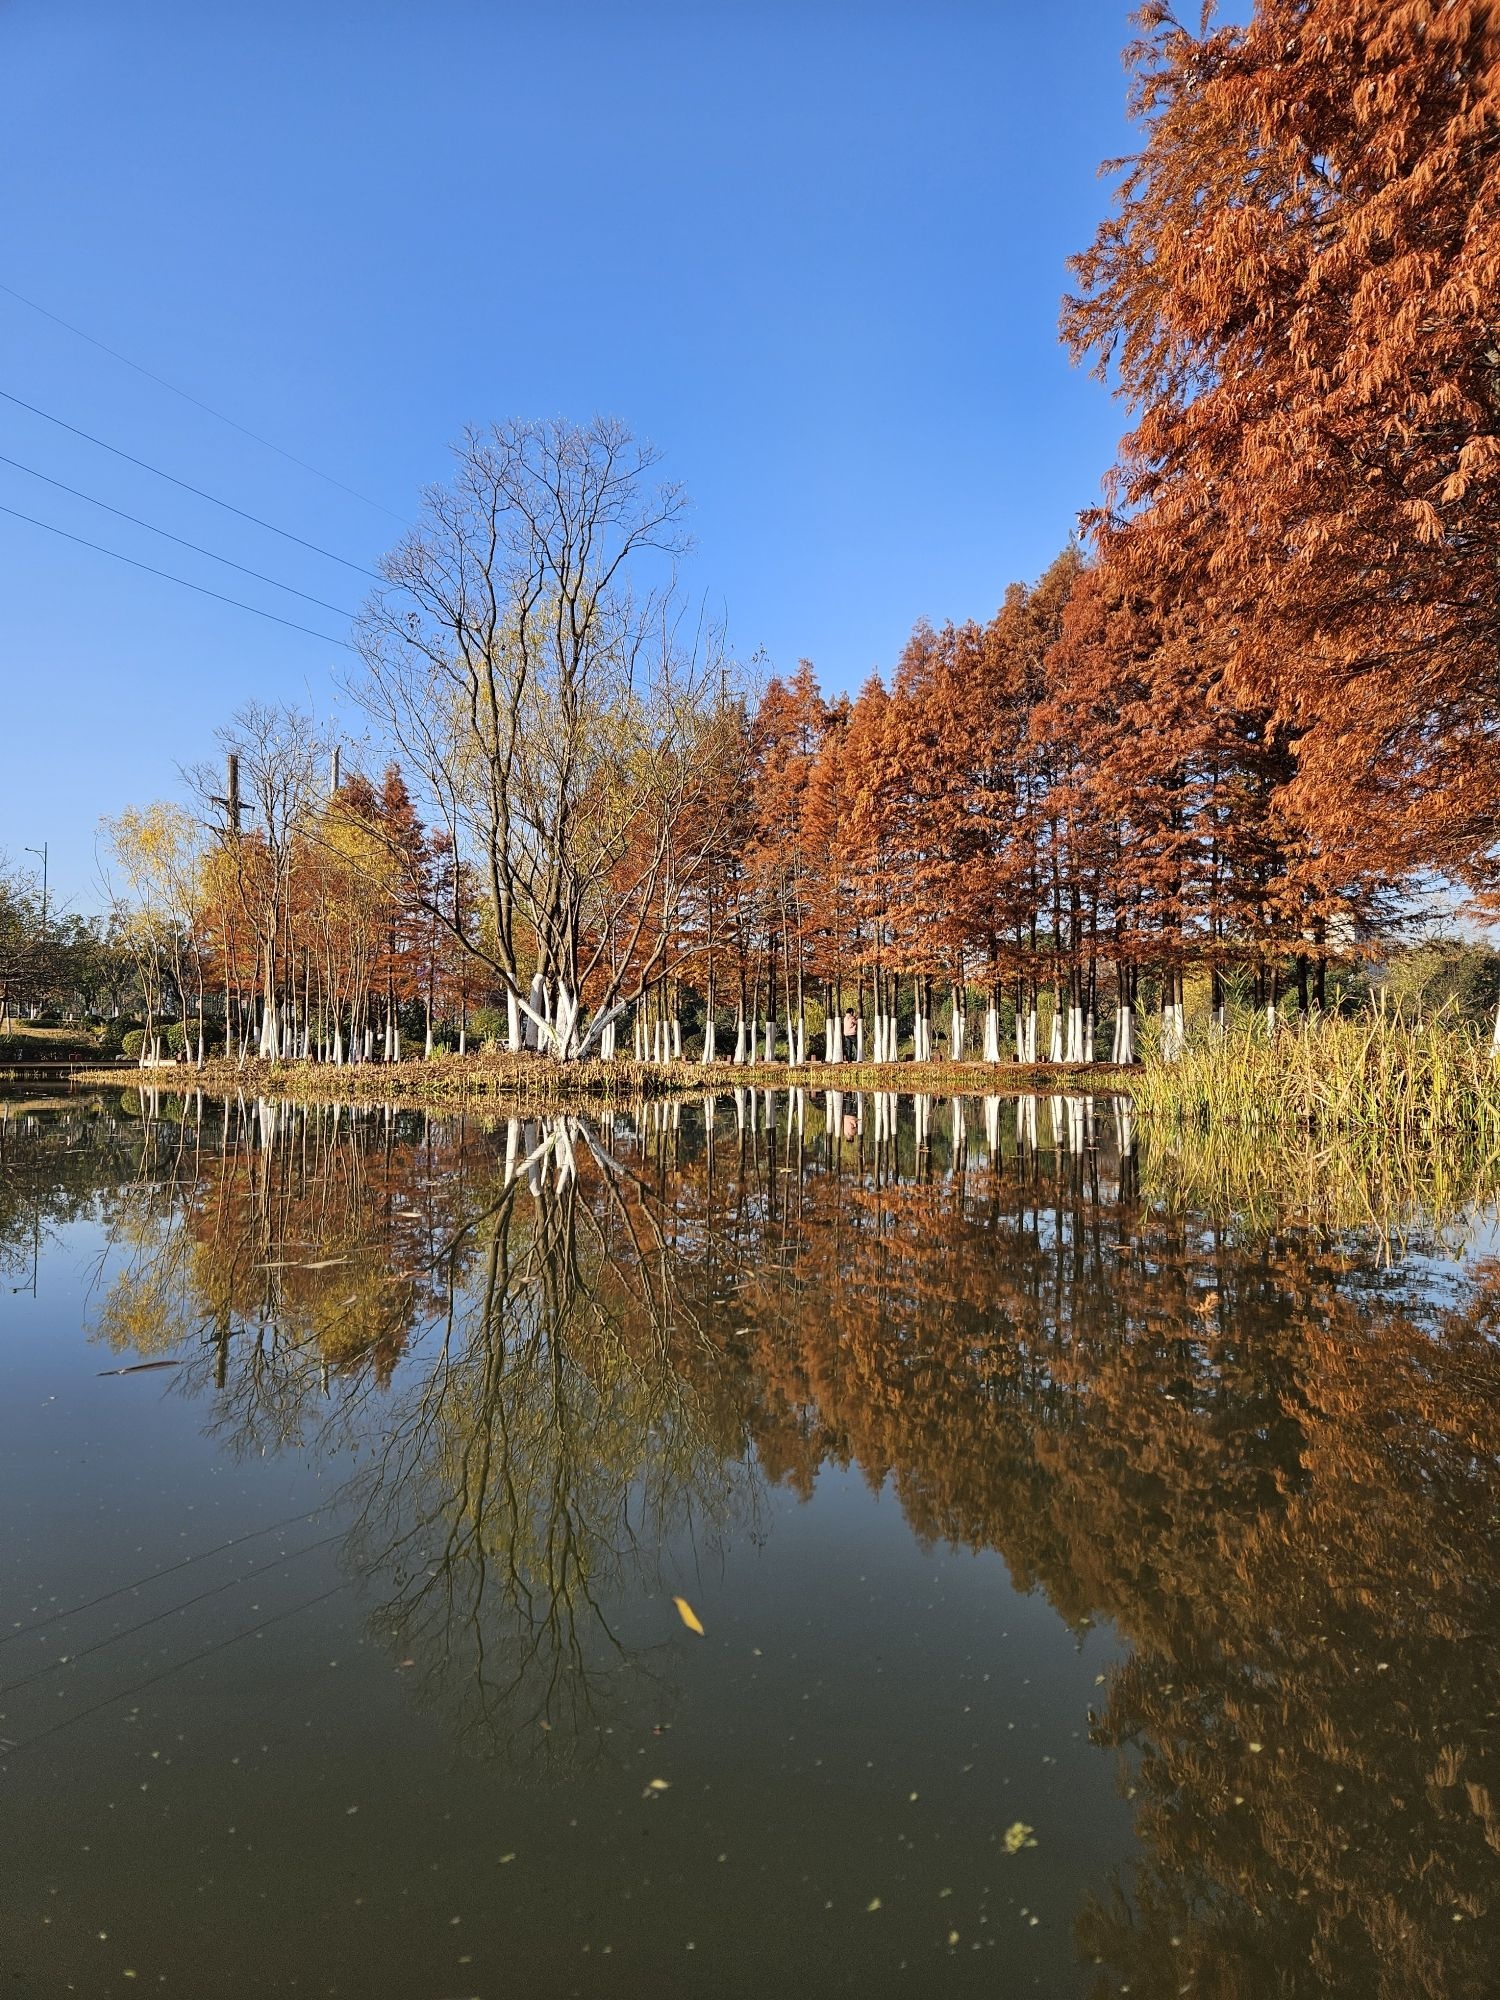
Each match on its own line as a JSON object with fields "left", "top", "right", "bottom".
{"left": 468, "top": 1005, "right": 509, "bottom": 1046}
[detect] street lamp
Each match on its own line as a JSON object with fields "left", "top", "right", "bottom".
{"left": 23, "top": 842, "right": 47, "bottom": 934}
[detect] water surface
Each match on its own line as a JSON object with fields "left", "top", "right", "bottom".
{"left": 1, "top": 1087, "right": 1497, "bottom": 1998}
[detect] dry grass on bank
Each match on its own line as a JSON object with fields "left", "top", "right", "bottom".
{"left": 74, "top": 1050, "right": 1118, "bottom": 1108}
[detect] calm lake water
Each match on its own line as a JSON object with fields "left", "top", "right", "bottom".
{"left": 1, "top": 1085, "right": 1497, "bottom": 1999}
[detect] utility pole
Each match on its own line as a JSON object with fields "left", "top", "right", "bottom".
{"left": 23, "top": 842, "right": 47, "bottom": 1021}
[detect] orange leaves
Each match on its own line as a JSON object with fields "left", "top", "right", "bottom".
{"left": 1065, "top": 0, "right": 1500, "bottom": 903}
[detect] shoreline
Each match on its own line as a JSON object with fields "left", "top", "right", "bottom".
{"left": 74, "top": 1052, "right": 1125, "bottom": 1109}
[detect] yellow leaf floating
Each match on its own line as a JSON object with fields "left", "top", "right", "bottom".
{"left": 1003, "top": 1821, "right": 1036, "bottom": 1854}
{"left": 672, "top": 1596, "right": 706, "bottom": 1637}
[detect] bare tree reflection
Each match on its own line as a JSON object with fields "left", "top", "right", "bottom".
{"left": 342, "top": 1117, "right": 751, "bottom": 1768}
{"left": 50, "top": 1082, "right": 1500, "bottom": 1988}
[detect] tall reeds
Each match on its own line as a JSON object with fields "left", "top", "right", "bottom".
{"left": 1132, "top": 1008, "right": 1500, "bottom": 1183}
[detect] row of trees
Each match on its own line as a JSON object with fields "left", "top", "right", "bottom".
{"left": 0, "top": 859, "right": 136, "bottom": 1029}
{"left": 103, "top": 0, "right": 1500, "bottom": 1066}
{"left": 104, "top": 543, "right": 1486, "bottom": 1069}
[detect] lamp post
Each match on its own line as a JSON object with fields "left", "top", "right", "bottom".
{"left": 23, "top": 842, "right": 47, "bottom": 934}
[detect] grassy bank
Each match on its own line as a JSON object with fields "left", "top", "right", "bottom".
{"left": 74, "top": 1050, "right": 1117, "bottom": 1108}
{"left": 1132, "top": 1012, "right": 1500, "bottom": 1147}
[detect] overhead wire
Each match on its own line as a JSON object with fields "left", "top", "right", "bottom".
{"left": 0, "top": 386, "right": 385, "bottom": 580}
{"left": 0, "top": 278, "right": 406, "bottom": 522}
{"left": 0, "top": 1529, "right": 347, "bottom": 1698}
{"left": 0, "top": 451, "right": 358, "bottom": 618}
{"left": 0, "top": 501, "right": 359, "bottom": 649}
{"left": 0, "top": 1500, "right": 330, "bottom": 1646}
{"left": 4, "top": 1575, "right": 358, "bottom": 1757}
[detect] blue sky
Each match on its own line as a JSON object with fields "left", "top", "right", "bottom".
{"left": 3, "top": 1, "right": 1153, "bottom": 911}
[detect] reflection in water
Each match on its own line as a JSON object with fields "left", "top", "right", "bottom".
{"left": 13, "top": 1085, "right": 1500, "bottom": 1996}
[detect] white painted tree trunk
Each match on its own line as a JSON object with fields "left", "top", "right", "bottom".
{"left": 1066, "top": 1005, "right": 1084, "bottom": 1063}
{"left": 332, "top": 1019, "right": 344, "bottom": 1066}
{"left": 555, "top": 983, "right": 578, "bottom": 1058}
{"left": 392, "top": 1023, "right": 402, "bottom": 1062}
{"left": 855, "top": 1019, "right": 865, "bottom": 1063}
{"left": 506, "top": 990, "right": 521, "bottom": 1053}
{"left": 1048, "top": 1004, "right": 1063, "bottom": 1064}
{"left": 830, "top": 1014, "right": 844, "bottom": 1063}
{"left": 733, "top": 1012, "right": 747, "bottom": 1064}
{"left": 1162, "top": 1002, "right": 1185, "bottom": 1062}
{"left": 764, "top": 1018, "right": 776, "bottom": 1063}
{"left": 1083, "top": 1011, "right": 1095, "bottom": 1063}
{"left": 458, "top": 1023, "right": 466, "bottom": 1055}
{"left": 701, "top": 1017, "right": 715, "bottom": 1063}
{"left": 983, "top": 1007, "right": 999, "bottom": 1063}
{"left": 672, "top": 1017, "right": 682, "bottom": 1060}
{"left": 950, "top": 995, "right": 964, "bottom": 1061}
{"left": 984, "top": 1094, "right": 1000, "bottom": 1155}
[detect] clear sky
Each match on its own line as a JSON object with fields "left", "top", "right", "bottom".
{"left": 3, "top": 0, "right": 1154, "bottom": 912}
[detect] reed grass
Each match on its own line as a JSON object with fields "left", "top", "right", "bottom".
{"left": 1132, "top": 1009, "right": 1500, "bottom": 1146}
{"left": 1138, "top": 1114, "right": 1500, "bottom": 1239}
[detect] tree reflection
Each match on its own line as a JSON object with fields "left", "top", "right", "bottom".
{"left": 26, "top": 1084, "right": 1500, "bottom": 1989}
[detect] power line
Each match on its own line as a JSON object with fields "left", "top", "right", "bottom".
{"left": 0, "top": 279, "right": 405, "bottom": 522}
{"left": 0, "top": 1529, "right": 346, "bottom": 1697}
{"left": 0, "top": 451, "right": 358, "bottom": 619}
{"left": 0, "top": 387, "right": 385, "bottom": 581}
{"left": 0, "top": 1501, "right": 328, "bottom": 1646}
{"left": 5, "top": 1575, "right": 356, "bottom": 1757}
{"left": 0, "top": 501, "right": 358, "bottom": 650}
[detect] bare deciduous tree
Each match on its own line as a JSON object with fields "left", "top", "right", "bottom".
{"left": 354, "top": 416, "right": 737, "bottom": 1059}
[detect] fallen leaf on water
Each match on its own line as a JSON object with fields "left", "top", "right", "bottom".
{"left": 672, "top": 1596, "right": 706, "bottom": 1637}
{"left": 647, "top": 1778, "right": 670, "bottom": 1791}
{"left": 1003, "top": 1821, "right": 1035, "bottom": 1854}
{"left": 866, "top": 1897, "right": 882, "bottom": 1913}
